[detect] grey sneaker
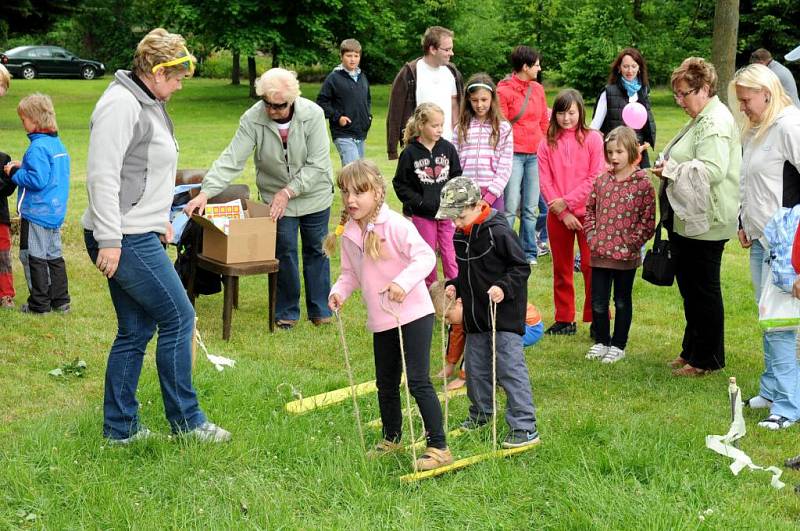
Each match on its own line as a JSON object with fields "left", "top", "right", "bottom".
{"left": 586, "top": 343, "right": 608, "bottom": 360}
{"left": 528, "top": 257, "right": 538, "bottom": 266}
{"left": 601, "top": 346, "right": 626, "bottom": 364}
{"left": 536, "top": 242, "right": 550, "bottom": 257}
{"left": 106, "top": 427, "right": 154, "bottom": 446}
{"left": 52, "top": 303, "right": 71, "bottom": 313}
{"left": 183, "top": 421, "right": 232, "bottom": 442}
{"left": 459, "top": 417, "right": 488, "bottom": 431}
{"left": 502, "top": 429, "right": 540, "bottom": 449}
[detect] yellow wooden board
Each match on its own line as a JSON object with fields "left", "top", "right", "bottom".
{"left": 285, "top": 380, "right": 377, "bottom": 414}
{"left": 366, "top": 386, "right": 468, "bottom": 429}
{"left": 399, "top": 440, "right": 541, "bottom": 483}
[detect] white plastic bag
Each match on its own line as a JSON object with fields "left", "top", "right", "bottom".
{"left": 758, "top": 273, "right": 800, "bottom": 331}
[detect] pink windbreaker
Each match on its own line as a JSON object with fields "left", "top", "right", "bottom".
{"left": 330, "top": 204, "right": 436, "bottom": 333}
{"left": 538, "top": 127, "right": 605, "bottom": 220}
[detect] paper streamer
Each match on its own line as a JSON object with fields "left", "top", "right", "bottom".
{"left": 705, "top": 377, "right": 784, "bottom": 489}
{"left": 195, "top": 328, "right": 237, "bottom": 371}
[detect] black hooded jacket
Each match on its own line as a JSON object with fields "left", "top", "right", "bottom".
{"left": 448, "top": 209, "right": 530, "bottom": 335}
{"left": 393, "top": 138, "right": 462, "bottom": 218}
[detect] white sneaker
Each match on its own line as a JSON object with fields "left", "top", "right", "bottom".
{"left": 183, "top": 421, "right": 232, "bottom": 443}
{"left": 745, "top": 395, "right": 772, "bottom": 409}
{"left": 758, "top": 414, "right": 795, "bottom": 430}
{"left": 602, "top": 346, "right": 626, "bottom": 364}
{"left": 586, "top": 343, "right": 608, "bottom": 360}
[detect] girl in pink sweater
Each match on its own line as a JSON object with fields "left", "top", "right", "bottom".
{"left": 452, "top": 73, "right": 514, "bottom": 211}
{"left": 538, "top": 89, "right": 605, "bottom": 336}
{"left": 326, "top": 159, "right": 452, "bottom": 472}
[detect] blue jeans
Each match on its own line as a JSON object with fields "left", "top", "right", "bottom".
{"left": 750, "top": 240, "right": 800, "bottom": 421}
{"left": 536, "top": 195, "right": 548, "bottom": 243}
{"left": 333, "top": 137, "right": 365, "bottom": 166}
{"left": 503, "top": 153, "right": 540, "bottom": 260}
{"left": 275, "top": 207, "right": 332, "bottom": 322}
{"left": 84, "top": 231, "right": 206, "bottom": 439}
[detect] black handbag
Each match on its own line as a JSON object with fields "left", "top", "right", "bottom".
{"left": 642, "top": 221, "right": 675, "bottom": 286}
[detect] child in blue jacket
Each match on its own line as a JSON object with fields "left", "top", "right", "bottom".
{"left": 3, "top": 93, "right": 71, "bottom": 313}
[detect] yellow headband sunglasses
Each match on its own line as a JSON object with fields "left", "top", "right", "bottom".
{"left": 151, "top": 47, "right": 195, "bottom": 76}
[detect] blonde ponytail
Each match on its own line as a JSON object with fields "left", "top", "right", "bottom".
{"left": 403, "top": 102, "right": 445, "bottom": 145}
{"left": 323, "top": 208, "right": 349, "bottom": 257}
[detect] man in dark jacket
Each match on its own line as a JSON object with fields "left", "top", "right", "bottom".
{"left": 436, "top": 176, "right": 540, "bottom": 449}
{"left": 386, "top": 26, "right": 463, "bottom": 160}
{"left": 316, "top": 39, "right": 372, "bottom": 166}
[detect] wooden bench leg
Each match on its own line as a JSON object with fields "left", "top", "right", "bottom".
{"left": 268, "top": 271, "right": 277, "bottom": 333}
{"left": 222, "top": 275, "right": 236, "bottom": 341}
{"left": 233, "top": 276, "right": 240, "bottom": 309}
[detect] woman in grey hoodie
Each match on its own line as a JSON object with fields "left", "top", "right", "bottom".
{"left": 82, "top": 28, "right": 230, "bottom": 445}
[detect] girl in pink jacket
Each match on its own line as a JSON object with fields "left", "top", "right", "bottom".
{"left": 538, "top": 89, "right": 605, "bottom": 336}
{"left": 326, "top": 159, "right": 452, "bottom": 472}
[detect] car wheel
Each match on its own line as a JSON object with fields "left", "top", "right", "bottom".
{"left": 21, "top": 66, "right": 36, "bottom": 80}
{"left": 81, "top": 66, "right": 96, "bottom": 80}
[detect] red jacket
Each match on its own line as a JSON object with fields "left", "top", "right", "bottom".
{"left": 497, "top": 74, "right": 549, "bottom": 154}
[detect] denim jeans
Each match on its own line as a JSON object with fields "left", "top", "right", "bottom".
{"left": 536, "top": 195, "right": 548, "bottom": 243}
{"left": 503, "top": 153, "right": 540, "bottom": 260}
{"left": 750, "top": 240, "right": 800, "bottom": 420}
{"left": 333, "top": 137, "right": 365, "bottom": 167}
{"left": 84, "top": 230, "right": 206, "bottom": 439}
{"left": 275, "top": 207, "right": 332, "bottom": 322}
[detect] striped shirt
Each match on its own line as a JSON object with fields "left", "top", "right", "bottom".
{"left": 452, "top": 118, "right": 514, "bottom": 200}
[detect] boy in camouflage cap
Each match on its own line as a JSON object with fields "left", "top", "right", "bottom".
{"left": 436, "top": 177, "right": 540, "bottom": 448}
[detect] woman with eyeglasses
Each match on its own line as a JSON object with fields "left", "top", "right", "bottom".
{"left": 83, "top": 28, "right": 231, "bottom": 444}
{"left": 590, "top": 48, "right": 656, "bottom": 168}
{"left": 185, "top": 68, "right": 334, "bottom": 330}
{"left": 652, "top": 57, "right": 741, "bottom": 377}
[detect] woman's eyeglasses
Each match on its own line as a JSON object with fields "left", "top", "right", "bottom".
{"left": 263, "top": 99, "right": 289, "bottom": 110}
{"left": 673, "top": 88, "right": 698, "bottom": 101}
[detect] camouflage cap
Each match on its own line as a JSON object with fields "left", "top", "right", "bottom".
{"left": 435, "top": 177, "right": 481, "bottom": 220}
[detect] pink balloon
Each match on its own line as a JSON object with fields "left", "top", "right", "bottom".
{"left": 622, "top": 102, "right": 648, "bottom": 130}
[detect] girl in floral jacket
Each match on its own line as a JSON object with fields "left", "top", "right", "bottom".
{"left": 584, "top": 126, "right": 655, "bottom": 363}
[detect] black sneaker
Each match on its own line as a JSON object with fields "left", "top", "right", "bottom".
{"left": 545, "top": 321, "right": 576, "bottom": 335}
{"left": 502, "top": 429, "right": 540, "bottom": 449}
{"left": 20, "top": 304, "right": 50, "bottom": 314}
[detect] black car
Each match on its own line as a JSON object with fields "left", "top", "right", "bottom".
{"left": 0, "top": 45, "right": 105, "bottom": 80}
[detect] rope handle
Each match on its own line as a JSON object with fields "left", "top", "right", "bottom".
{"left": 379, "top": 291, "right": 419, "bottom": 471}
{"left": 334, "top": 309, "right": 366, "bottom": 452}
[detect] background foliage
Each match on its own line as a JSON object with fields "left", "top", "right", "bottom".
{"left": 2, "top": 0, "right": 798, "bottom": 92}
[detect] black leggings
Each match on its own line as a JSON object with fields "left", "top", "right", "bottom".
{"left": 373, "top": 314, "right": 445, "bottom": 449}
{"left": 591, "top": 267, "right": 637, "bottom": 349}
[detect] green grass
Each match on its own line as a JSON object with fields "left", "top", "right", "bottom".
{"left": 1, "top": 78, "right": 800, "bottom": 529}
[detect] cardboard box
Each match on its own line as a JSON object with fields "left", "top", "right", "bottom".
{"left": 192, "top": 199, "right": 277, "bottom": 263}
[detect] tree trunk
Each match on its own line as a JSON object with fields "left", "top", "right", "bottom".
{"left": 632, "top": 0, "right": 643, "bottom": 22}
{"left": 231, "top": 50, "right": 240, "bottom": 85}
{"left": 248, "top": 56, "right": 257, "bottom": 99}
{"left": 271, "top": 44, "right": 280, "bottom": 68}
{"left": 711, "top": 0, "right": 739, "bottom": 105}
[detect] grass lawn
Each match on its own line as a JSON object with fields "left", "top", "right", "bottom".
{"left": 1, "top": 77, "right": 799, "bottom": 529}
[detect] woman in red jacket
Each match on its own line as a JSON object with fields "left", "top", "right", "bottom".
{"left": 497, "top": 46, "right": 550, "bottom": 265}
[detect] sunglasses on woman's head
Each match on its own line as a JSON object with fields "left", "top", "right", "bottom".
{"left": 263, "top": 99, "right": 289, "bottom": 110}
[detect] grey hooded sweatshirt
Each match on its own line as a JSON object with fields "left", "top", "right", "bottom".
{"left": 82, "top": 70, "right": 179, "bottom": 248}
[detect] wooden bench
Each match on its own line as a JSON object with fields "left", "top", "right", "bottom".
{"left": 188, "top": 255, "right": 279, "bottom": 341}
